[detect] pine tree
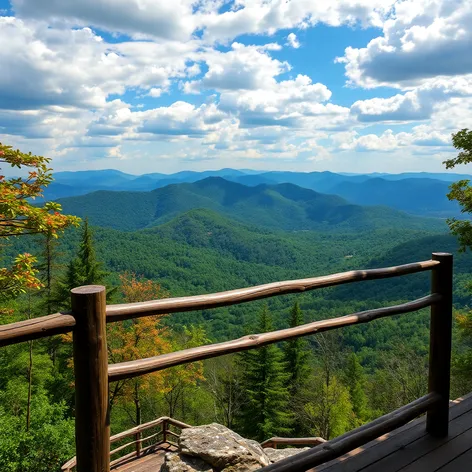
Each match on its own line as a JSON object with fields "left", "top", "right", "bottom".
{"left": 344, "top": 353, "right": 369, "bottom": 427}
{"left": 53, "top": 258, "right": 83, "bottom": 311}
{"left": 238, "top": 305, "right": 291, "bottom": 441}
{"left": 54, "top": 219, "right": 110, "bottom": 309}
{"left": 283, "top": 302, "right": 310, "bottom": 395}
{"left": 283, "top": 301, "right": 311, "bottom": 435}
{"left": 78, "top": 218, "right": 107, "bottom": 285}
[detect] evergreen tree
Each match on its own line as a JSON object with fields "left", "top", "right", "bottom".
{"left": 283, "top": 302, "right": 310, "bottom": 395}
{"left": 344, "top": 353, "right": 369, "bottom": 427}
{"left": 283, "top": 301, "right": 311, "bottom": 435}
{"left": 54, "top": 219, "right": 110, "bottom": 309}
{"left": 238, "top": 305, "right": 291, "bottom": 441}
{"left": 53, "top": 258, "right": 83, "bottom": 311}
{"left": 78, "top": 218, "right": 107, "bottom": 285}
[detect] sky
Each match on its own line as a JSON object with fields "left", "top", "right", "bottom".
{"left": 0, "top": 0, "right": 471, "bottom": 175}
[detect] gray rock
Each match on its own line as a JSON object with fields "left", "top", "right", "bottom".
{"left": 264, "top": 447, "right": 310, "bottom": 463}
{"left": 179, "top": 423, "right": 270, "bottom": 471}
{"left": 160, "top": 452, "right": 213, "bottom": 472}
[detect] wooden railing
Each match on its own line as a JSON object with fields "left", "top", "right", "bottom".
{"left": 260, "top": 437, "right": 326, "bottom": 449}
{"left": 61, "top": 417, "right": 190, "bottom": 471}
{"left": 0, "top": 253, "right": 453, "bottom": 472}
{"left": 62, "top": 417, "right": 325, "bottom": 471}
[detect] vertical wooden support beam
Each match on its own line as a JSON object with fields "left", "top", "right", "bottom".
{"left": 72, "top": 285, "right": 110, "bottom": 472}
{"left": 135, "top": 432, "right": 141, "bottom": 458}
{"left": 427, "top": 253, "right": 453, "bottom": 437}
{"left": 162, "top": 419, "right": 167, "bottom": 444}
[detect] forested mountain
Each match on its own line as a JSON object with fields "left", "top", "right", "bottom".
{"left": 329, "top": 178, "right": 459, "bottom": 217}
{"left": 44, "top": 168, "right": 469, "bottom": 218}
{"left": 56, "top": 178, "right": 446, "bottom": 232}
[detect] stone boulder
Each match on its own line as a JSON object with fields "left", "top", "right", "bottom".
{"left": 264, "top": 447, "right": 310, "bottom": 463}
{"left": 178, "top": 423, "right": 270, "bottom": 471}
{"left": 161, "top": 452, "right": 214, "bottom": 472}
{"left": 159, "top": 423, "right": 313, "bottom": 472}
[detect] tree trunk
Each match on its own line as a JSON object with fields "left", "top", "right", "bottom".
{"left": 134, "top": 381, "right": 141, "bottom": 426}
{"left": 26, "top": 339, "right": 33, "bottom": 432}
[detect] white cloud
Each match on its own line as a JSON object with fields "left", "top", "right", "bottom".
{"left": 219, "top": 74, "right": 347, "bottom": 130}
{"left": 339, "top": 129, "right": 399, "bottom": 152}
{"left": 338, "top": 0, "right": 472, "bottom": 88}
{"left": 2, "top": 0, "right": 469, "bottom": 173}
{"left": 351, "top": 76, "right": 472, "bottom": 122}
{"left": 186, "top": 42, "right": 289, "bottom": 93}
{"left": 201, "top": 0, "right": 395, "bottom": 42}
{"left": 336, "top": 125, "right": 454, "bottom": 154}
{"left": 148, "top": 88, "right": 163, "bottom": 98}
{"left": 137, "top": 101, "right": 228, "bottom": 137}
{"left": 0, "top": 17, "right": 199, "bottom": 112}
{"left": 11, "top": 0, "right": 199, "bottom": 41}
{"left": 286, "top": 32, "right": 300, "bottom": 49}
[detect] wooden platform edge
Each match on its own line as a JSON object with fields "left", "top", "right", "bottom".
{"left": 313, "top": 392, "right": 472, "bottom": 472}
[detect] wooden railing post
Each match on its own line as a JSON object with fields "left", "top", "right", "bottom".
{"left": 162, "top": 419, "right": 167, "bottom": 444}
{"left": 71, "top": 285, "right": 110, "bottom": 472}
{"left": 427, "top": 253, "right": 453, "bottom": 437}
{"left": 135, "top": 432, "right": 141, "bottom": 457}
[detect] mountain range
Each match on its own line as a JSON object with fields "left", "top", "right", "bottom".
{"left": 45, "top": 168, "right": 467, "bottom": 217}
{"left": 56, "top": 177, "right": 446, "bottom": 233}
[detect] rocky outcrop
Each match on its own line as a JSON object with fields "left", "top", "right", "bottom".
{"left": 161, "top": 452, "right": 213, "bottom": 472}
{"left": 179, "top": 423, "right": 270, "bottom": 471}
{"left": 160, "top": 423, "right": 310, "bottom": 472}
{"left": 263, "top": 447, "right": 310, "bottom": 463}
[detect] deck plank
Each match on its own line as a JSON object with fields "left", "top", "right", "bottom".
{"left": 313, "top": 393, "right": 472, "bottom": 472}
{"left": 437, "top": 447, "right": 472, "bottom": 472}
{"left": 111, "top": 443, "right": 177, "bottom": 472}
{"left": 398, "top": 426, "right": 472, "bottom": 472}
{"left": 111, "top": 452, "right": 166, "bottom": 472}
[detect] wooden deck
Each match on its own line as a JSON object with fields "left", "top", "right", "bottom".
{"left": 110, "top": 394, "right": 472, "bottom": 472}
{"left": 314, "top": 393, "right": 472, "bottom": 472}
{"left": 111, "top": 443, "right": 176, "bottom": 472}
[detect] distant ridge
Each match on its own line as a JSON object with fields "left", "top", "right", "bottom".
{"left": 46, "top": 168, "right": 466, "bottom": 217}
{"left": 56, "top": 177, "right": 445, "bottom": 232}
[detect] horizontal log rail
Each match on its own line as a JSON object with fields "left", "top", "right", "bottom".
{"left": 0, "top": 312, "right": 75, "bottom": 348}
{"left": 261, "top": 437, "right": 326, "bottom": 449}
{"left": 62, "top": 416, "right": 191, "bottom": 471}
{"left": 105, "top": 259, "right": 439, "bottom": 322}
{"left": 108, "top": 294, "right": 440, "bottom": 382}
{"left": 259, "top": 393, "right": 441, "bottom": 471}
{"left": 0, "top": 259, "right": 440, "bottom": 347}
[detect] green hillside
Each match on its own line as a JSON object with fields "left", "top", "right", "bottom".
{"left": 56, "top": 177, "right": 447, "bottom": 233}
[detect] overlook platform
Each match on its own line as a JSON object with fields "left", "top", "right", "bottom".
{"left": 111, "top": 444, "right": 176, "bottom": 471}
{"left": 3, "top": 254, "right": 461, "bottom": 472}
{"left": 313, "top": 392, "right": 472, "bottom": 472}
{"left": 108, "top": 393, "right": 472, "bottom": 472}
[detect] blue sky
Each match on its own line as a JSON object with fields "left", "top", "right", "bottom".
{"left": 0, "top": 0, "right": 471, "bottom": 175}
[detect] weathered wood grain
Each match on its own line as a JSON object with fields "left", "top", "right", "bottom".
{"left": 0, "top": 312, "right": 75, "bottom": 347}
{"left": 106, "top": 260, "right": 440, "bottom": 322}
{"left": 427, "top": 252, "right": 453, "bottom": 437}
{"left": 108, "top": 294, "right": 441, "bottom": 382}
{"left": 261, "top": 437, "right": 326, "bottom": 448}
{"left": 72, "top": 285, "right": 110, "bottom": 472}
{"left": 259, "top": 393, "right": 440, "bottom": 472}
